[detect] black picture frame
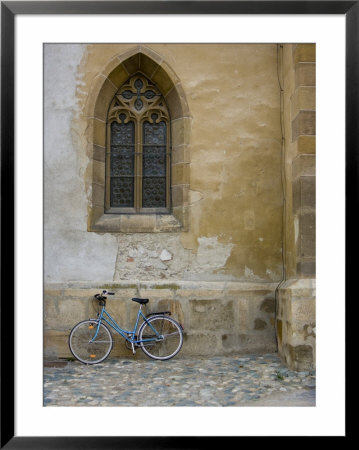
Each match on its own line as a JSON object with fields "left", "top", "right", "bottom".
{"left": 1, "top": 1, "right": 352, "bottom": 447}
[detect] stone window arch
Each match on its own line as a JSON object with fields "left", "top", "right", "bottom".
{"left": 86, "top": 46, "right": 190, "bottom": 233}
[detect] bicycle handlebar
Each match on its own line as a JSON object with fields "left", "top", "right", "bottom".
{"left": 94, "top": 290, "right": 115, "bottom": 302}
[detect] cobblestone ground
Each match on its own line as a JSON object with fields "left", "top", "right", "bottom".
{"left": 43, "top": 353, "right": 315, "bottom": 407}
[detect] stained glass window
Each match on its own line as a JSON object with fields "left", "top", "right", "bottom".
{"left": 110, "top": 119, "right": 134, "bottom": 207}
{"left": 106, "top": 75, "right": 170, "bottom": 212}
{"left": 142, "top": 115, "right": 167, "bottom": 208}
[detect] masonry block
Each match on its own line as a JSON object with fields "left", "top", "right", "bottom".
{"left": 287, "top": 344, "right": 314, "bottom": 372}
{"left": 122, "top": 53, "right": 140, "bottom": 75}
{"left": 172, "top": 145, "right": 190, "bottom": 164}
{"left": 94, "top": 77, "right": 117, "bottom": 121}
{"left": 293, "top": 44, "right": 316, "bottom": 64}
{"left": 295, "top": 62, "right": 316, "bottom": 87}
{"left": 297, "top": 261, "right": 316, "bottom": 277}
{"left": 182, "top": 333, "right": 219, "bottom": 356}
{"left": 157, "top": 299, "right": 185, "bottom": 327}
{"left": 107, "top": 62, "right": 129, "bottom": 89}
{"left": 291, "top": 86, "right": 316, "bottom": 117}
{"left": 296, "top": 136, "right": 316, "bottom": 154}
{"left": 93, "top": 144, "right": 106, "bottom": 162}
{"left": 292, "top": 154, "right": 315, "bottom": 179}
{"left": 44, "top": 330, "right": 72, "bottom": 359}
{"left": 299, "top": 212, "right": 316, "bottom": 258}
{"left": 57, "top": 298, "right": 88, "bottom": 330}
{"left": 293, "top": 176, "right": 316, "bottom": 213}
{"left": 277, "top": 279, "right": 316, "bottom": 371}
{"left": 292, "top": 111, "right": 316, "bottom": 142}
{"left": 189, "top": 299, "right": 235, "bottom": 331}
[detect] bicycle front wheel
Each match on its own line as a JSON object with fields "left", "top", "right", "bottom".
{"left": 68, "top": 320, "right": 113, "bottom": 364}
{"left": 138, "top": 315, "right": 183, "bottom": 360}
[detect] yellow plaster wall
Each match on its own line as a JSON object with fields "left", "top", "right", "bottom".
{"left": 74, "top": 44, "right": 283, "bottom": 282}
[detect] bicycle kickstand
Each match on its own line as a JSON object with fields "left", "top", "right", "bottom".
{"left": 131, "top": 342, "right": 136, "bottom": 355}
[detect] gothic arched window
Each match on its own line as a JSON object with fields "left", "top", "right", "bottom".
{"left": 105, "top": 74, "right": 170, "bottom": 213}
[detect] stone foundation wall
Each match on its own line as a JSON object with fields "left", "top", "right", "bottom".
{"left": 44, "top": 281, "right": 277, "bottom": 359}
{"left": 277, "top": 279, "right": 315, "bottom": 371}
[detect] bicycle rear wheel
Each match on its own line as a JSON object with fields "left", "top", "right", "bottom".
{"left": 68, "top": 320, "right": 113, "bottom": 364}
{"left": 138, "top": 315, "right": 183, "bottom": 360}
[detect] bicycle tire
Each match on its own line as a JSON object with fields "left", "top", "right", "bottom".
{"left": 138, "top": 315, "right": 183, "bottom": 360}
{"left": 68, "top": 320, "right": 113, "bottom": 364}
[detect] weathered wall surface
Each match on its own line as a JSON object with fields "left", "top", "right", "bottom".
{"left": 280, "top": 43, "right": 316, "bottom": 279}
{"left": 45, "top": 43, "right": 283, "bottom": 283}
{"left": 44, "top": 44, "right": 118, "bottom": 283}
{"left": 276, "top": 279, "right": 315, "bottom": 371}
{"left": 276, "top": 44, "right": 316, "bottom": 370}
{"left": 44, "top": 281, "right": 277, "bottom": 359}
{"left": 44, "top": 43, "right": 287, "bottom": 358}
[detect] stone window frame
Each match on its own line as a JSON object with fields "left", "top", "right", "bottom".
{"left": 85, "top": 46, "right": 190, "bottom": 233}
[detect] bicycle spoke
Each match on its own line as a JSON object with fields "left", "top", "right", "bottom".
{"left": 139, "top": 316, "right": 183, "bottom": 360}
{"left": 69, "top": 320, "right": 113, "bottom": 364}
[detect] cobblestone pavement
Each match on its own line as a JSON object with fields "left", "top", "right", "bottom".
{"left": 43, "top": 353, "right": 315, "bottom": 407}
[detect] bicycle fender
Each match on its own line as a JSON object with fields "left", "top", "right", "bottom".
{"left": 146, "top": 311, "right": 171, "bottom": 318}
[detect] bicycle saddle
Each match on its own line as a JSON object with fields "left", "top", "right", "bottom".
{"left": 132, "top": 297, "right": 149, "bottom": 305}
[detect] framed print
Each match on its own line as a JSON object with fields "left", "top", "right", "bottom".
{"left": 1, "top": 1, "right": 353, "bottom": 446}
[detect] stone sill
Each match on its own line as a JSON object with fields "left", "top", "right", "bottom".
{"left": 89, "top": 212, "right": 183, "bottom": 233}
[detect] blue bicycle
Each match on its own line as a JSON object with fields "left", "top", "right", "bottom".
{"left": 68, "top": 290, "right": 184, "bottom": 364}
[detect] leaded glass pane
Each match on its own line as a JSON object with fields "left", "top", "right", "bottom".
{"left": 142, "top": 177, "right": 166, "bottom": 208}
{"left": 111, "top": 149, "right": 134, "bottom": 176}
{"left": 110, "top": 177, "right": 134, "bottom": 207}
{"left": 143, "top": 146, "right": 166, "bottom": 177}
{"left": 110, "top": 120, "right": 134, "bottom": 207}
{"left": 111, "top": 121, "right": 134, "bottom": 146}
{"left": 142, "top": 120, "right": 167, "bottom": 208}
{"left": 143, "top": 120, "right": 166, "bottom": 145}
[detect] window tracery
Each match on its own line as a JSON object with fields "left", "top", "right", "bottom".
{"left": 106, "top": 74, "right": 170, "bottom": 213}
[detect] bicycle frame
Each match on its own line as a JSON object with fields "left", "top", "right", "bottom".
{"left": 91, "top": 304, "right": 163, "bottom": 346}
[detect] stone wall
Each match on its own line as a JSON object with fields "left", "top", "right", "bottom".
{"left": 44, "top": 281, "right": 277, "bottom": 359}
{"left": 276, "top": 279, "right": 315, "bottom": 371}
{"left": 281, "top": 43, "right": 316, "bottom": 278}
{"left": 276, "top": 44, "right": 316, "bottom": 370}
{"left": 44, "top": 43, "right": 315, "bottom": 363}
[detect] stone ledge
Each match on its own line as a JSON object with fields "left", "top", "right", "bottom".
{"left": 89, "top": 213, "right": 183, "bottom": 233}
{"left": 45, "top": 280, "right": 280, "bottom": 291}
{"left": 277, "top": 278, "right": 315, "bottom": 295}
